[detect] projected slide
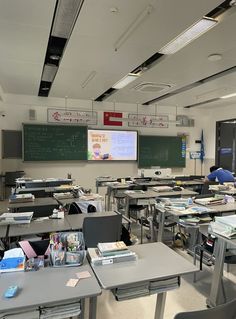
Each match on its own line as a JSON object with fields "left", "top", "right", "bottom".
{"left": 88, "top": 129, "right": 137, "bottom": 161}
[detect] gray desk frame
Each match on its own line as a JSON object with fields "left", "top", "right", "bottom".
{"left": 16, "top": 178, "right": 73, "bottom": 188}
{"left": 0, "top": 261, "right": 101, "bottom": 319}
{"left": 95, "top": 177, "right": 117, "bottom": 194}
{"left": 200, "top": 227, "right": 236, "bottom": 308}
{"left": 91, "top": 242, "right": 198, "bottom": 319}
{"left": 8, "top": 217, "right": 71, "bottom": 237}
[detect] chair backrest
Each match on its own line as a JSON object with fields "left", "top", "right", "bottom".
{"left": 129, "top": 184, "right": 147, "bottom": 191}
{"left": 68, "top": 202, "right": 97, "bottom": 215}
{"left": 201, "top": 181, "right": 218, "bottom": 195}
{"left": 68, "top": 202, "right": 83, "bottom": 215}
{"left": 174, "top": 298, "right": 236, "bottom": 319}
{"left": 5, "top": 171, "right": 25, "bottom": 187}
{"left": 82, "top": 214, "right": 122, "bottom": 248}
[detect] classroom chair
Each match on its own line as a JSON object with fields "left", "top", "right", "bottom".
{"left": 82, "top": 214, "right": 122, "bottom": 248}
{"left": 174, "top": 298, "right": 236, "bottom": 319}
{"left": 200, "top": 181, "right": 218, "bottom": 195}
{"left": 4, "top": 170, "right": 25, "bottom": 198}
{"left": 193, "top": 234, "right": 236, "bottom": 284}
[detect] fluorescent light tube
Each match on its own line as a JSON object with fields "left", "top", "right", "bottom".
{"left": 220, "top": 92, "right": 236, "bottom": 99}
{"left": 42, "top": 65, "right": 58, "bottom": 82}
{"left": 112, "top": 73, "right": 140, "bottom": 89}
{"left": 159, "top": 17, "right": 217, "bottom": 55}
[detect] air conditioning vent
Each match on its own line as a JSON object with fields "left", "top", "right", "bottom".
{"left": 132, "top": 82, "right": 172, "bottom": 93}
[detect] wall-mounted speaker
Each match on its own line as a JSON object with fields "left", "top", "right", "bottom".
{"left": 29, "top": 109, "right": 36, "bottom": 120}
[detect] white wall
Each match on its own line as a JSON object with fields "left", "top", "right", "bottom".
{"left": 0, "top": 94, "right": 209, "bottom": 191}
{"left": 199, "top": 102, "right": 236, "bottom": 173}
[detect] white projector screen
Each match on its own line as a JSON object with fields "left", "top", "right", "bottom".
{"left": 88, "top": 129, "right": 137, "bottom": 161}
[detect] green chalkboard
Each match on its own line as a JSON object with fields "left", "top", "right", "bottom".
{"left": 23, "top": 124, "right": 87, "bottom": 161}
{"left": 138, "top": 135, "right": 186, "bottom": 168}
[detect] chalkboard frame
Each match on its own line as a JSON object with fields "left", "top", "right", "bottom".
{"left": 138, "top": 135, "right": 186, "bottom": 168}
{"left": 22, "top": 123, "right": 88, "bottom": 162}
{"left": 2, "top": 130, "right": 22, "bottom": 159}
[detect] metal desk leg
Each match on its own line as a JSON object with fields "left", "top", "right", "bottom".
{"left": 107, "top": 188, "right": 112, "bottom": 211}
{"left": 154, "top": 292, "right": 167, "bottom": 319}
{"left": 80, "top": 298, "right": 85, "bottom": 319}
{"left": 125, "top": 196, "right": 130, "bottom": 218}
{"left": 206, "top": 238, "right": 227, "bottom": 307}
{"left": 89, "top": 296, "right": 97, "bottom": 319}
{"left": 157, "top": 210, "right": 165, "bottom": 242}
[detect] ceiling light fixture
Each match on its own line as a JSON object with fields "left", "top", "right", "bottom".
{"left": 112, "top": 73, "right": 140, "bottom": 89}
{"left": 208, "top": 53, "right": 222, "bottom": 61}
{"left": 49, "top": 54, "right": 61, "bottom": 60}
{"left": 159, "top": 17, "right": 217, "bottom": 55}
{"left": 220, "top": 92, "right": 236, "bottom": 99}
{"left": 52, "top": 0, "right": 84, "bottom": 38}
{"left": 41, "top": 65, "right": 58, "bottom": 82}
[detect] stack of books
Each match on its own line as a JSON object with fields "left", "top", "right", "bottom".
{"left": 0, "top": 212, "right": 33, "bottom": 225}
{"left": 9, "top": 193, "right": 35, "bottom": 203}
{"left": 53, "top": 192, "right": 74, "bottom": 200}
{"left": 194, "top": 197, "right": 225, "bottom": 206}
{"left": 210, "top": 215, "right": 236, "bottom": 239}
{"left": 152, "top": 186, "right": 173, "bottom": 192}
{"left": 88, "top": 241, "right": 137, "bottom": 266}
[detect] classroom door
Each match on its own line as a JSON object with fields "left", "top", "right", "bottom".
{"left": 216, "top": 121, "right": 236, "bottom": 171}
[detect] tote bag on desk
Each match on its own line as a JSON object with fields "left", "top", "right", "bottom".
{"left": 50, "top": 232, "right": 86, "bottom": 267}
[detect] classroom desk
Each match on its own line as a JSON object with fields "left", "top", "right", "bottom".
{"left": 95, "top": 177, "right": 117, "bottom": 193}
{"left": 175, "top": 180, "right": 204, "bottom": 187}
{"left": 8, "top": 217, "right": 71, "bottom": 237}
{"left": 16, "top": 178, "right": 73, "bottom": 188}
{"left": 0, "top": 225, "right": 7, "bottom": 238}
{"left": 201, "top": 226, "right": 236, "bottom": 308}
{"left": 124, "top": 190, "right": 158, "bottom": 218}
{"left": 0, "top": 261, "right": 101, "bottom": 319}
{"left": 8, "top": 197, "right": 58, "bottom": 210}
{"left": 16, "top": 185, "right": 77, "bottom": 197}
{"left": 66, "top": 211, "right": 118, "bottom": 230}
{"left": 218, "top": 188, "right": 236, "bottom": 196}
{"left": 133, "top": 180, "right": 165, "bottom": 187}
{"left": 106, "top": 182, "right": 197, "bottom": 211}
{"left": 91, "top": 242, "right": 198, "bottom": 319}
{"left": 154, "top": 189, "right": 198, "bottom": 198}
{"left": 155, "top": 201, "right": 236, "bottom": 247}
{"left": 124, "top": 189, "right": 198, "bottom": 218}
{"left": 106, "top": 183, "right": 131, "bottom": 210}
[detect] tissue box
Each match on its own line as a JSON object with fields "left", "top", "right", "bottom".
{"left": 0, "top": 257, "right": 25, "bottom": 272}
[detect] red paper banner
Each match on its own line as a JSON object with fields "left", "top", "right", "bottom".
{"left": 103, "top": 112, "right": 123, "bottom": 126}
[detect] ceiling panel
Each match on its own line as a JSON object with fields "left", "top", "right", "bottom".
{"left": 1, "top": 0, "right": 235, "bottom": 109}
{"left": 107, "top": 6, "right": 236, "bottom": 104}
{"left": 0, "top": 61, "right": 44, "bottom": 95}
{"left": 50, "top": 0, "right": 222, "bottom": 100}
{"left": 0, "top": 0, "right": 56, "bottom": 95}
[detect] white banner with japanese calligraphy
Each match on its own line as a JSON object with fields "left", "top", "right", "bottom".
{"left": 47, "top": 108, "right": 97, "bottom": 125}
{"left": 128, "top": 114, "right": 168, "bottom": 128}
